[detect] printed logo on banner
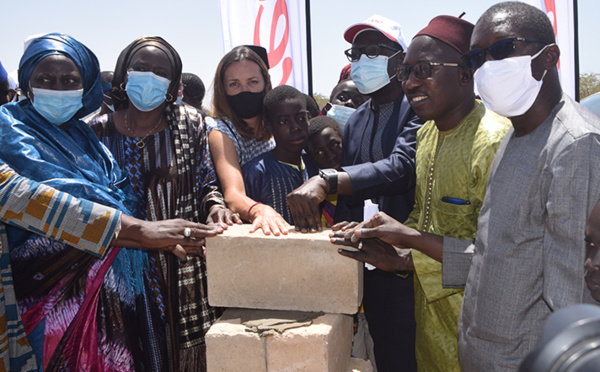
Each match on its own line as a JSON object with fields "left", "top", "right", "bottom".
{"left": 254, "top": 0, "right": 293, "bottom": 86}
{"left": 220, "top": 0, "right": 308, "bottom": 93}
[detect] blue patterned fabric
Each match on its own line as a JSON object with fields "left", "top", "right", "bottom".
{"left": 1, "top": 33, "right": 137, "bottom": 215}
{"left": 242, "top": 152, "right": 308, "bottom": 224}
{"left": 91, "top": 104, "right": 223, "bottom": 370}
{"left": 360, "top": 100, "right": 394, "bottom": 164}
{"left": 0, "top": 33, "right": 154, "bottom": 371}
{"left": 206, "top": 116, "right": 275, "bottom": 167}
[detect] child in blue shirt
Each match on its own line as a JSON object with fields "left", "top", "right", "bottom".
{"left": 242, "top": 86, "right": 309, "bottom": 224}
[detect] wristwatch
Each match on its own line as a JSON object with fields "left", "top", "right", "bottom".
{"left": 319, "top": 168, "right": 338, "bottom": 195}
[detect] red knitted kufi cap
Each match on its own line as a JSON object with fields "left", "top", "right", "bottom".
{"left": 415, "top": 15, "right": 474, "bottom": 55}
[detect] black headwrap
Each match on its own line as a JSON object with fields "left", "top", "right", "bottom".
{"left": 111, "top": 36, "right": 182, "bottom": 111}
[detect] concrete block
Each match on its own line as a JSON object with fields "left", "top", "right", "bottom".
{"left": 206, "top": 224, "right": 363, "bottom": 314}
{"left": 205, "top": 312, "right": 266, "bottom": 372}
{"left": 206, "top": 309, "right": 353, "bottom": 372}
{"left": 347, "top": 358, "right": 374, "bottom": 372}
{"left": 266, "top": 312, "right": 353, "bottom": 372}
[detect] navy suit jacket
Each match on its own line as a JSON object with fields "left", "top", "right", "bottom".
{"left": 335, "top": 94, "right": 423, "bottom": 223}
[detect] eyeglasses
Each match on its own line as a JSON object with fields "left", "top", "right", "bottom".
{"left": 461, "top": 37, "right": 548, "bottom": 70}
{"left": 344, "top": 44, "right": 402, "bottom": 62}
{"left": 396, "top": 61, "right": 463, "bottom": 81}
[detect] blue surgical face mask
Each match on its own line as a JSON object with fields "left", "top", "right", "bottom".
{"left": 175, "top": 95, "right": 183, "bottom": 105}
{"left": 327, "top": 104, "right": 356, "bottom": 127}
{"left": 30, "top": 87, "right": 83, "bottom": 125}
{"left": 125, "top": 71, "right": 171, "bottom": 111}
{"left": 351, "top": 50, "right": 400, "bottom": 94}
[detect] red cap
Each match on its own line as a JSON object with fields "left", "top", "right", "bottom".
{"left": 415, "top": 15, "right": 474, "bottom": 55}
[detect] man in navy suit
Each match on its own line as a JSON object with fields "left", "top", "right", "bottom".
{"left": 287, "top": 14, "right": 422, "bottom": 372}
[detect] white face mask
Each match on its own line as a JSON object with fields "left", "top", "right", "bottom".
{"left": 351, "top": 50, "right": 400, "bottom": 95}
{"left": 474, "top": 45, "right": 551, "bottom": 117}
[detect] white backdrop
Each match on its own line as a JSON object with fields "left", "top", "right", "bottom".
{"left": 522, "top": 0, "right": 577, "bottom": 99}
{"left": 219, "top": 0, "right": 310, "bottom": 94}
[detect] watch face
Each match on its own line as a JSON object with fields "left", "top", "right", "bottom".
{"left": 320, "top": 169, "right": 335, "bottom": 180}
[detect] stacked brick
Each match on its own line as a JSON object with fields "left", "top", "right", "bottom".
{"left": 205, "top": 224, "right": 368, "bottom": 371}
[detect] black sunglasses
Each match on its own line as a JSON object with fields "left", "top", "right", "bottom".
{"left": 462, "top": 37, "right": 548, "bottom": 70}
{"left": 396, "top": 61, "right": 463, "bottom": 81}
{"left": 344, "top": 44, "right": 402, "bottom": 62}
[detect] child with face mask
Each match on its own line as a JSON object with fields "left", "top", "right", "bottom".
{"left": 322, "top": 78, "right": 367, "bottom": 128}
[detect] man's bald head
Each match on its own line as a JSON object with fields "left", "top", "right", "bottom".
{"left": 477, "top": 2, "right": 555, "bottom": 45}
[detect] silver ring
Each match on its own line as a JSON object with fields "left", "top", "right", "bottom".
{"left": 357, "top": 241, "right": 363, "bottom": 250}
{"left": 183, "top": 227, "right": 192, "bottom": 238}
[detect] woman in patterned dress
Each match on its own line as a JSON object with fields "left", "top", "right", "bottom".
{"left": 91, "top": 36, "right": 239, "bottom": 371}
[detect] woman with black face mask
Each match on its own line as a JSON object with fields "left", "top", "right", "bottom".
{"left": 207, "top": 46, "right": 289, "bottom": 236}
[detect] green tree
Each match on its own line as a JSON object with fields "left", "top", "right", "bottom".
{"left": 313, "top": 93, "right": 328, "bottom": 111}
{"left": 580, "top": 72, "right": 600, "bottom": 99}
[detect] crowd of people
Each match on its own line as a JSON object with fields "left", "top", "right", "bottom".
{"left": 0, "top": 1, "right": 599, "bottom": 371}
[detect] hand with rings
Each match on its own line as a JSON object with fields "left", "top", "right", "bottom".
{"left": 114, "top": 215, "right": 224, "bottom": 260}
{"left": 206, "top": 204, "right": 243, "bottom": 227}
{"left": 329, "top": 233, "right": 414, "bottom": 272}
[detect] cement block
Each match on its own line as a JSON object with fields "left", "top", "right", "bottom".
{"left": 206, "top": 309, "right": 353, "bottom": 372}
{"left": 206, "top": 224, "right": 363, "bottom": 314}
{"left": 205, "top": 312, "right": 266, "bottom": 372}
{"left": 266, "top": 312, "right": 352, "bottom": 372}
{"left": 347, "top": 358, "right": 374, "bottom": 372}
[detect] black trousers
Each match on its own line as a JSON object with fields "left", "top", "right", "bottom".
{"left": 363, "top": 268, "right": 417, "bottom": 372}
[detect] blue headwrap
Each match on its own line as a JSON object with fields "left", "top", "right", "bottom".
{"left": 0, "top": 33, "right": 139, "bottom": 216}
{"left": 0, "top": 33, "right": 145, "bottom": 298}
{"left": 19, "top": 32, "right": 103, "bottom": 118}
{"left": 0, "top": 60, "right": 7, "bottom": 83}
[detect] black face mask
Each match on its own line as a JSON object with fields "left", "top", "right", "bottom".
{"left": 226, "top": 90, "right": 265, "bottom": 119}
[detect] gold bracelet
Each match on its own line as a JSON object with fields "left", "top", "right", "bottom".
{"left": 113, "top": 218, "right": 122, "bottom": 243}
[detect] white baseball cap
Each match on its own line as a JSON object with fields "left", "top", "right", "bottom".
{"left": 343, "top": 14, "right": 408, "bottom": 51}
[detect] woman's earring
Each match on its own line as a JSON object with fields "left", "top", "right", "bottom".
{"left": 166, "top": 93, "right": 174, "bottom": 102}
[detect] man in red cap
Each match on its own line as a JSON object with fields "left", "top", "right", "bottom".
{"left": 288, "top": 14, "right": 422, "bottom": 372}
{"left": 332, "top": 14, "right": 510, "bottom": 371}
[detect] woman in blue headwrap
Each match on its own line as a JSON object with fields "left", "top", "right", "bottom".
{"left": 0, "top": 33, "right": 219, "bottom": 371}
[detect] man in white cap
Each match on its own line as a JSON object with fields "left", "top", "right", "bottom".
{"left": 288, "top": 14, "right": 422, "bottom": 371}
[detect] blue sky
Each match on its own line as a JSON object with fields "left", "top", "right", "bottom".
{"left": 1, "top": 0, "right": 596, "bottom": 103}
